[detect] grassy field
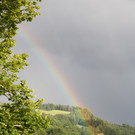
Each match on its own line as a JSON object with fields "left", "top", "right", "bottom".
{"left": 38, "top": 109, "right": 71, "bottom": 115}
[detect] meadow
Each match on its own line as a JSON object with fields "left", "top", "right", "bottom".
{"left": 39, "top": 109, "right": 70, "bottom": 115}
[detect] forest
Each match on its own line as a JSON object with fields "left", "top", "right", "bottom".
{"left": 33, "top": 103, "right": 135, "bottom": 135}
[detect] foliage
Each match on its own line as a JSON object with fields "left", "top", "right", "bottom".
{"left": 0, "top": 0, "right": 41, "bottom": 39}
{"left": 34, "top": 114, "right": 81, "bottom": 135}
{"left": 0, "top": 0, "right": 50, "bottom": 134}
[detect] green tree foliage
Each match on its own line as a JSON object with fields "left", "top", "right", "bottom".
{"left": 0, "top": 0, "right": 50, "bottom": 134}
{"left": 43, "top": 114, "right": 81, "bottom": 135}
{"left": 40, "top": 103, "right": 72, "bottom": 111}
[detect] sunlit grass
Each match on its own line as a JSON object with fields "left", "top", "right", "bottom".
{"left": 38, "top": 109, "right": 70, "bottom": 115}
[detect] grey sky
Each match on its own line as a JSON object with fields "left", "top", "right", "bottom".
{"left": 11, "top": 0, "right": 135, "bottom": 125}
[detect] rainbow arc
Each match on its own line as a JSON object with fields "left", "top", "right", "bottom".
{"left": 19, "top": 25, "right": 83, "bottom": 107}
{"left": 18, "top": 25, "right": 91, "bottom": 134}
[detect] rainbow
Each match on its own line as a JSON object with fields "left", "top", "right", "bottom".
{"left": 18, "top": 24, "right": 92, "bottom": 134}
{"left": 18, "top": 24, "right": 84, "bottom": 107}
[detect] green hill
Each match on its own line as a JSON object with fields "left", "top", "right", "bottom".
{"left": 33, "top": 103, "right": 135, "bottom": 135}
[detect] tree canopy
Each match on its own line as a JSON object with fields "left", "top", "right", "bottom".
{"left": 0, "top": 0, "right": 50, "bottom": 134}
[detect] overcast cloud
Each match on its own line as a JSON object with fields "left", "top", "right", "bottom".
{"left": 10, "top": 0, "right": 135, "bottom": 125}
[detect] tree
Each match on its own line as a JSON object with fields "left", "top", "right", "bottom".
{"left": 0, "top": 0, "right": 50, "bottom": 134}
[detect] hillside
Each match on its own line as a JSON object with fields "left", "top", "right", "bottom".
{"left": 33, "top": 103, "right": 135, "bottom": 135}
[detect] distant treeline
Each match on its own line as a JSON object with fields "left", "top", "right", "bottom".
{"left": 39, "top": 103, "right": 73, "bottom": 111}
